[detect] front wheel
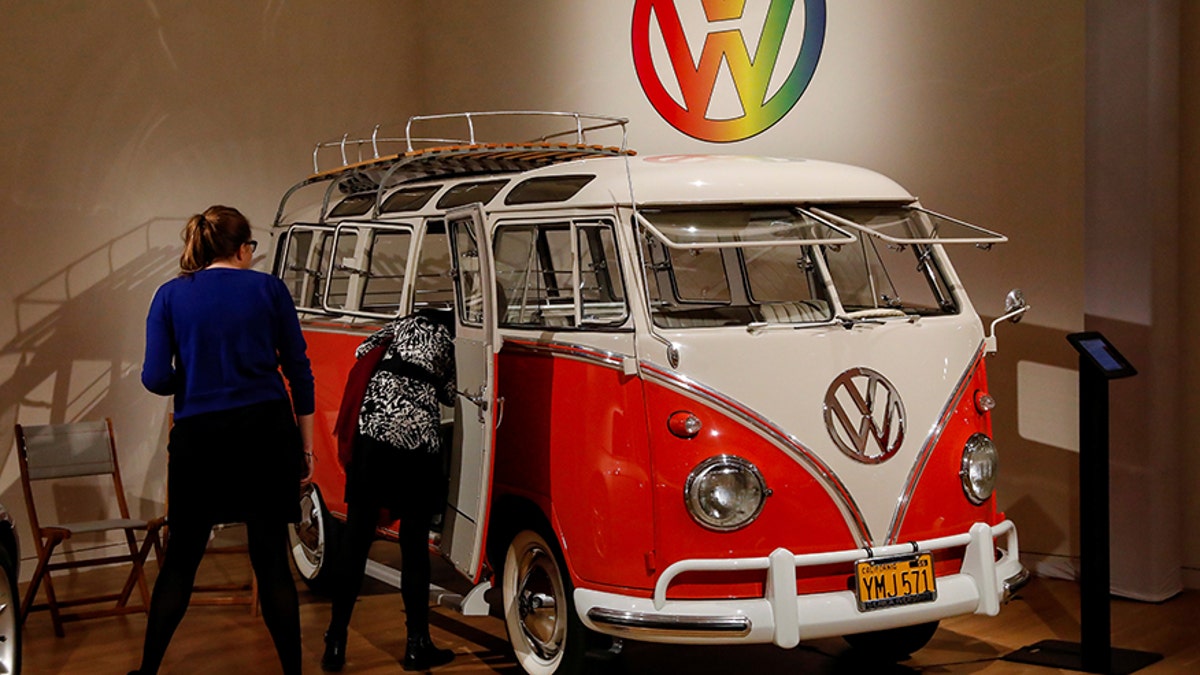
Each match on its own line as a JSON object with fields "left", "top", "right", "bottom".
{"left": 843, "top": 621, "right": 939, "bottom": 660}
{"left": 502, "top": 529, "right": 589, "bottom": 675}
{"left": 289, "top": 484, "right": 342, "bottom": 594}
{"left": 0, "top": 547, "right": 21, "bottom": 675}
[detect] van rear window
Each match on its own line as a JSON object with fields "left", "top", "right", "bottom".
{"left": 504, "top": 175, "right": 595, "bottom": 205}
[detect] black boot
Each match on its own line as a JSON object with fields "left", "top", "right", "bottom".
{"left": 321, "top": 630, "right": 347, "bottom": 672}
{"left": 403, "top": 633, "right": 454, "bottom": 671}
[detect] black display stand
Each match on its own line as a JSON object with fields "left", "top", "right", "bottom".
{"left": 1004, "top": 332, "right": 1160, "bottom": 674}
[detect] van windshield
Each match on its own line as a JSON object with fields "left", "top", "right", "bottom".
{"left": 639, "top": 206, "right": 960, "bottom": 328}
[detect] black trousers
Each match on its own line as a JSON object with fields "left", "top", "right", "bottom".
{"left": 328, "top": 435, "right": 443, "bottom": 638}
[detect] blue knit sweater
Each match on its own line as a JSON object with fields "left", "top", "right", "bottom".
{"left": 141, "top": 268, "right": 315, "bottom": 420}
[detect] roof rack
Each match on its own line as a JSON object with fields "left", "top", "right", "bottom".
{"left": 310, "top": 110, "right": 631, "bottom": 175}
{"left": 274, "top": 111, "right": 634, "bottom": 226}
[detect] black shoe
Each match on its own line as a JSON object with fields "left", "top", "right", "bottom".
{"left": 403, "top": 633, "right": 454, "bottom": 671}
{"left": 321, "top": 631, "right": 347, "bottom": 672}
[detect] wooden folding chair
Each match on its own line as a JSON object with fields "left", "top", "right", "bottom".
{"left": 15, "top": 419, "right": 163, "bottom": 637}
{"left": 166, "top": 520, "right": 259, "bottom": 616}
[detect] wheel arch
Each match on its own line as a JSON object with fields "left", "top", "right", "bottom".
{"left": 487, "top": 494, "right": 554, "bottom": 579}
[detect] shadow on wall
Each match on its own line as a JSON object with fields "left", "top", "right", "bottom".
{"left": 985, "top": 317, "right": 1080, "bottom": 562}
{"left": 0, "top": 217, "right": 184, "bottom": 559}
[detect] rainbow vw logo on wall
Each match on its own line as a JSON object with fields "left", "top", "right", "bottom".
{"left": 632, "top": 0, "right": 826, "bottom": 142}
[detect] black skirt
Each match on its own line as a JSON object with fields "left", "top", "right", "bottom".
{"left": 344, "top": 434, "right": 444, "bottom": 517}
{"left": 167, "top": 398, "right": 303, "bottom": 526}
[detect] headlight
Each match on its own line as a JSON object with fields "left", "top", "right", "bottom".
{"left": 684, "top": 455, "right": 768, "bottom": 531}
{"left": 960, "top": 433, "right": 998, "bottom": 505}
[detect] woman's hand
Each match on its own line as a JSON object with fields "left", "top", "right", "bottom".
{"left": 298, "top": 413, "right": 315, "bottom": 484}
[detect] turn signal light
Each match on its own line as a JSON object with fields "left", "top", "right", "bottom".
{"left": 668, "top": 411, "right": 702, "bottom": 439}
{"left": 974, "top": 390, "right": 996, "bottom": 414}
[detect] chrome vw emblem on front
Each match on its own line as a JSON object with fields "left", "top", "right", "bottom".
{"left": 824, "top": 367, "right": 906, "bottom": 464}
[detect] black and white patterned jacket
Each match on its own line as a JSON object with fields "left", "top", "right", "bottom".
{"left": 356, "top": 313, "right": 456, "bottom": 452}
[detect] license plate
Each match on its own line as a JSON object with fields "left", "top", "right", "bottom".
{"left": 854, "top": 551, "right": 937, "bottom": 612}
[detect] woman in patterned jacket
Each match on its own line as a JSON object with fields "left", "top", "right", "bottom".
{"left": 322, "top": 308, "right": 457, "bottom": 672}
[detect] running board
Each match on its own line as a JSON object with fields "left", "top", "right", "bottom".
{"left": 363, "top": 560, "right": 492, "bottom": 617}
{"left": 434, "top": 581, "right": 493, "bottom": 617}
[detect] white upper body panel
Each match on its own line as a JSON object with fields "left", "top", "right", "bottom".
{"left": 275, "top": 154, "right": 919, "bottom": 228}
{"left": 517, "top": 154, "right": 915, "bottom": 209}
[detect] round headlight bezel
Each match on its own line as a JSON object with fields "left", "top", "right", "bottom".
{"left": 684, "top": 455, "right": 768, "bottom": 532}
{"left": 960, "top": 433, "right": 998, "bottom": 505}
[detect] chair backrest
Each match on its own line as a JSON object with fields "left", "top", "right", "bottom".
{"left": 17, "top": 420, "right": 116, "bottom": 480}
{"left": 15, "top": 419, "right": 133, "bottom": 536}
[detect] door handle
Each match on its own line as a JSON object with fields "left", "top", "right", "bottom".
{"left": 462, "top": 388, "right": 488, "bottom": 411}
{"left": 460, "top": 387, "right": 489, "bottom": 424}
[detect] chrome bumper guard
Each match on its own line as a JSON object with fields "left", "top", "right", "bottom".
{"left": 580, "top": 520, "right": 1024, "bottom": 646}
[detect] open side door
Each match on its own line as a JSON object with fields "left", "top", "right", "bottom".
{"left": 442, "top": 204, "right": 499, "bottom": 582}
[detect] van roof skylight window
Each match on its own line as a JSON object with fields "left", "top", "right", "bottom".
{"left": 505, "top": 175, "right": 596, "bottom": 205}
{"left": 381, "top": 185, "right": 440, "bottom": 213}
{"left": 328, "top": 193, "right": 375, "bottom": 218}
{"left": 436, "top": 180, "right": 508, "bottom": 210}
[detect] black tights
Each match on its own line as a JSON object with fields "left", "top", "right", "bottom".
{"left": 327, "top": 499, "right": 433, "bottom": 638}
{"left": 135, "top": 520, "right": 301, "bottom": 674}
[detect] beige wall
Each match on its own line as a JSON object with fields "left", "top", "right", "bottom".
{"left": 0, "top": 1, "right": 421, "bottom": 568}
{"left": 16, "top": 1, "right": 1198, "bottom": 592}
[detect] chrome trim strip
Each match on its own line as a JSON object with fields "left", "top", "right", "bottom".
{"left": 298, "top": 322, "right": 381, "bottom": 338}
{"left": 587, "top": 608, "right": 752, "bottom": 638}
{"left": 502, "top": 338, "right": 627, "bottom": 370}
{"left": 885, "top": 344, "right": 986, "bottom": 544}
{"left": 639, "top": 361, "right": 873, "bottom": 547}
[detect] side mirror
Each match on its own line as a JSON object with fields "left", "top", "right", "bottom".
{"left": 1003, "top": 289, "right": 1028, "bottom": 322}
{"left": 984, "top": 289, "right": 1030, "bottom": 354}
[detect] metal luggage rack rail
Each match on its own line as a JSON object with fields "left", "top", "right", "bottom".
{"left": 310, "top": 110, "right": 632, "bottom": 177}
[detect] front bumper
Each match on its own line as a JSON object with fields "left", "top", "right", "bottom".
{"left": 577, "top": 520, "right": 1026, "bottom": 647}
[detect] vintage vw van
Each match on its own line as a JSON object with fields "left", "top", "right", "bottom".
{"left": 271, "top": 112, "right": 1029, "bottom": 674}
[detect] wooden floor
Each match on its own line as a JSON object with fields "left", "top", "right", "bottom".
{"left": 21, "top": 544, "right": 1200, "bottom": 674}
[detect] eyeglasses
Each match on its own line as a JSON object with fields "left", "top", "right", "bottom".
{"left": 245, "top": 240, "right": 258, "bottom": 253}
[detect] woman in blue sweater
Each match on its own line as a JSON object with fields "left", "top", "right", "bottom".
{"left": 132, "top": 205, "right": 314, "bottom": 675}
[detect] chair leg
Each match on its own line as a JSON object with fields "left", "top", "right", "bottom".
{"left": 22, "top": 535, "right": 67, "bottom": 638}
{"left": 117, "top": 528, "right": 153, "bottom": 612}
{"left": 134, "top": 527, "right": 162, "bottom": 609}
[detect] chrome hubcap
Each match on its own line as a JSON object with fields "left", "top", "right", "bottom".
{"left": 291, "top": 486, "right": 324, "bottom": 574}
{"left": 516, "top": 544, "right": 565, "bottom": 661}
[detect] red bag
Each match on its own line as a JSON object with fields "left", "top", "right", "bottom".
{"left": 334, "top": 339, "right": 390, "bottom": 468}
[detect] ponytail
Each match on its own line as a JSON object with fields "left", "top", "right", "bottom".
{"left": 179, "top": 205, "right": 252, "bottom": 273}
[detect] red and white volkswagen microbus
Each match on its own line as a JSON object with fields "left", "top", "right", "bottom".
{"left": 271, "top": 112, "right": 1029, "bottom": 674}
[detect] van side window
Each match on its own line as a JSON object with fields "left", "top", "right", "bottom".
{"left": 413, "top": 221, "right": 455, "bottom": 311}
{"left": 277, "top": 227, "right": 317, "bottom": 308}
{"left": 577, "top": 222, "right": 627, "bottom": 323}
{"left": 275, "top": 223, "right": 412, "bottom": 318}
{"left": 451, "top": 220, "right": 485, "bottom": 326}
{"left": 359, "top": 229, "right": 412, "bottom": 315}
{"left": 325, "top": 227, "right": 361, "bottom": 310}
{"left": 493, "top": 220, "right": 628, "bottom": 329}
